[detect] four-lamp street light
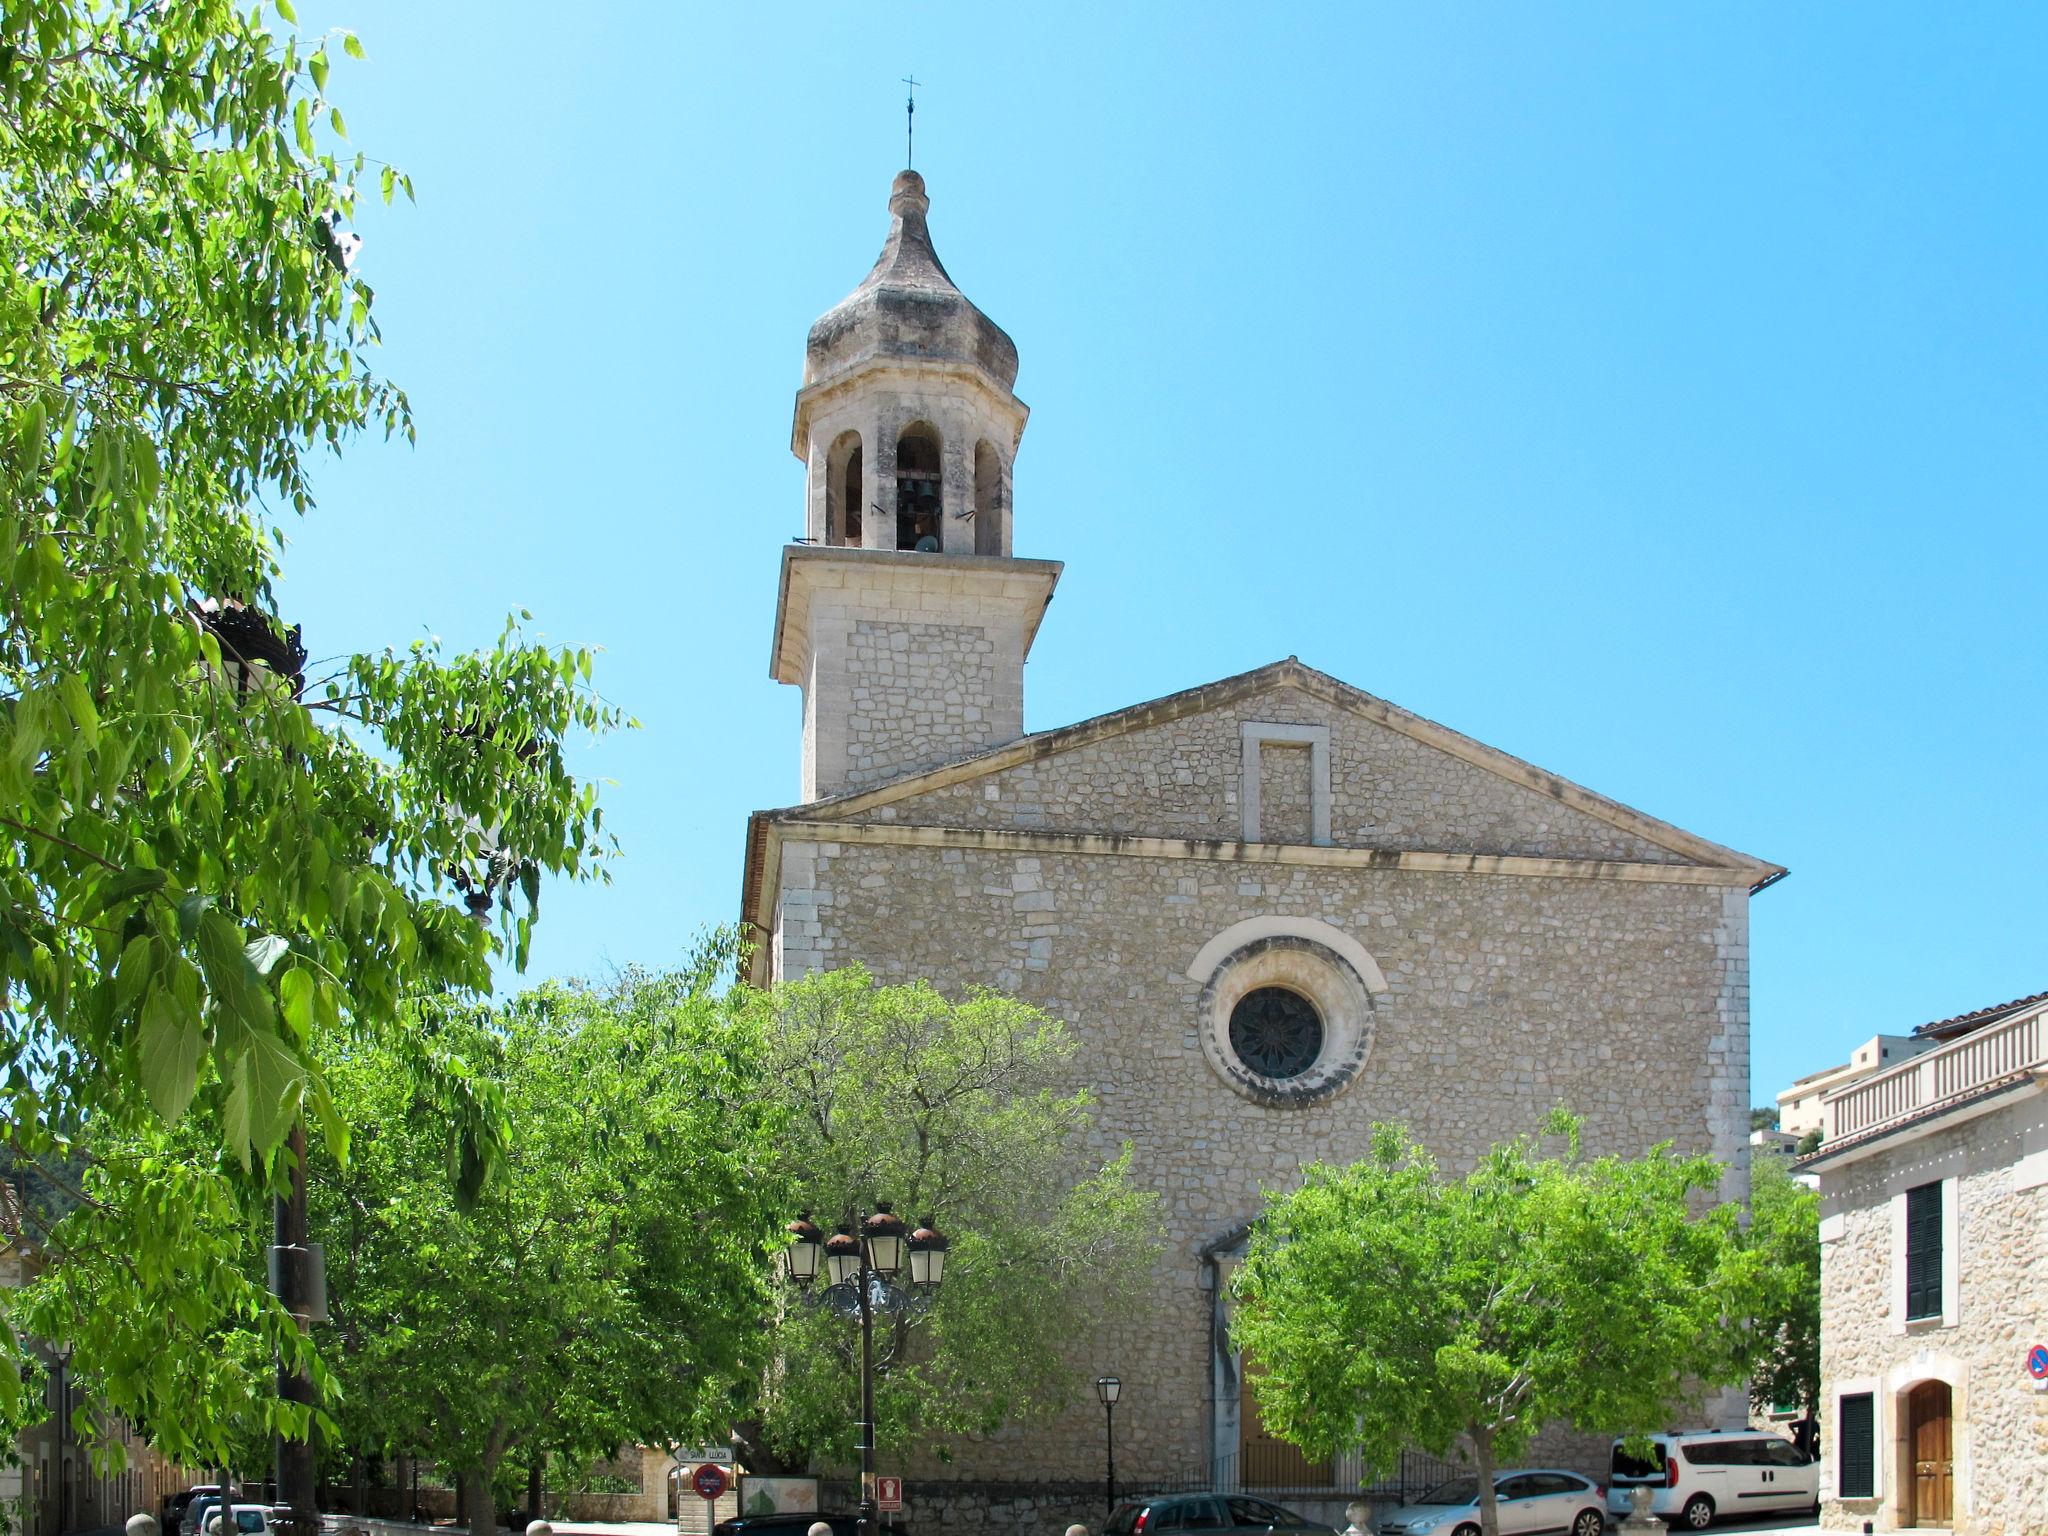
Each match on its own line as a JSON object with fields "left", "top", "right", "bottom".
{"left": 1095, "top": 1375, "right": 1122, "bottom": 1515}
{"left": 781, "top": 1206, "right": 950, "bottom": 1536}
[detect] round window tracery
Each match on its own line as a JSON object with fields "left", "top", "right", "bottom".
{"left": 1193, "top": 933, "right": 1380, "bottom": 1108}
{"left": 1227, "top": 987, "right": 1323, "bottom": 1079}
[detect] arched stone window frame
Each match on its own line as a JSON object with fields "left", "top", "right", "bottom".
{"left": 894, "top": 420, "right": 944, "bottom": 550}
{"left": 1187, "top": 916, "right": 1388, "bottom": 1108}
{"left": 826, "top": 429, "right": 863, "bottom": 548}
{"left": 972, "top": 438, "right": 1005, "bottom": 555}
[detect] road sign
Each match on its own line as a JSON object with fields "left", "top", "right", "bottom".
{"left": 2028, "top": 1344, "right": 2048, "bottom": 1380}
{"left": 876, "top": 1476, "right": 903, "bottom": 1513}
{"left": 693, "top": 1464, "right": 730, "bottom": 1502}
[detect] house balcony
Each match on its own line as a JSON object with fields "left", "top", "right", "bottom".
{"left": 1821, "top": 1001, "right": 2047, "bottom": 1147}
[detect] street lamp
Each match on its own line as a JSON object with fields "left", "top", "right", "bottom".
{"left": 1095, "top": 1376, "right": 1121, "bottom": 1514}
{"left": 194, "top": 596, "right": 318, "bottom": 1536}
{"left": 780, "top": 1205, "right": 951, "bottom": 1536}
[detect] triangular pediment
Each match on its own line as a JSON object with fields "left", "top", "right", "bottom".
{"left": 757, "top": 659, "right": 1782, "bottom": 882}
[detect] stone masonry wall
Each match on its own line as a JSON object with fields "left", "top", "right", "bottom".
{"left": 1817, "top": 1094, "right": 2048, "bottom": 1535}
{"left": 848, "top": 684, "right": 1690, "bottom": 864}
{"left": 773, "top": 832, "right": 1753, "bottom": 1503}
{"left": 842, "top": 618, "right": 1000, "bottom": 790}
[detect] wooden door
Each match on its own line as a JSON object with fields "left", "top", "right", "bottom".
{"left": 1908, "top": 1380, "right": 1953, "bottom": 1526}
{"left": 1238, "top": 1356, "right": 1331, "bottom": 1488}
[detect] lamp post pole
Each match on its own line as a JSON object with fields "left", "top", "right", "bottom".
{"left": 857, "top": 1238, "right": 876, "bottom": 1536}
{"left": 1095, "top": 1377, "right": 1122, "bottom": 1516}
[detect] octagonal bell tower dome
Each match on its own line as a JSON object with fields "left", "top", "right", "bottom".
{"left": 794, "top": 169, "right": 1027, "bottom": 556}
{"left": 771, "top": 170, "right": 1061, "bottom": 802}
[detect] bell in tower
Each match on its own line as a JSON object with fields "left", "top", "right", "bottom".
{"left": 770, "top": 171, "right": 1062, "bottom": 801}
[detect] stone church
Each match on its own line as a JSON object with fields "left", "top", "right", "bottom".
{"left": 739, "top": 168, "right": 1783, "bottom": 1519}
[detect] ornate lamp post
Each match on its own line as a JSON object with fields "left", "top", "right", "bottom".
{"left": 194, "top": 598, "right": 320, "bottom": 1535}
{"left": 1095, "top": 1376, "right": 1121, "bottom": 1515}
{"left": 780, "top": 1208, "right": 950, "bottom": 1536}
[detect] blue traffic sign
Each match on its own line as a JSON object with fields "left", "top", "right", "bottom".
{"left": 2028, "top": 1344, "right": 2048, "bottom": 1380}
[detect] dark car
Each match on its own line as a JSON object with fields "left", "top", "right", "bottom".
{"left": 1104, "top": 1494, "right": 1339, "bottom": 1535}
{"left": 165, "top": 1488, "right": 236, "bottom": 1536}
{"left": 713, "top": 1516, "right": 910, "bottom": 1536}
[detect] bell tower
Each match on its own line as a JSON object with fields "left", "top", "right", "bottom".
{"left": 771, "top": 170, "right": 1061, "bottom": 801}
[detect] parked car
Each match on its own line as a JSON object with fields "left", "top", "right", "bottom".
{"left": 1103, "top": 1493, "right": 1339, "bottom": 1534}
{"left": 711, "top": 1516, "right": 910, "bottom": 1536}
{"left": 1373, "top": 1470, "right": 1605, "bottom": 1536}
{"left": 1605, "top": 1431, "right": 1819, "bottom": 1530}
{"left": 165, "top": 1486, "right": 234, "bottom": 1536}
{"left": 218, "top": 1506, "right": 272, "bottom": 1536}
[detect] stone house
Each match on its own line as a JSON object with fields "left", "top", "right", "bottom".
{"left": 1803, "top": 990, "right": 2048, "bottom": 1535}
{"left": 740, "top": 168, "right": 1785, "bottom": 1525}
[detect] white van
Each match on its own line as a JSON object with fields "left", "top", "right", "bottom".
{"left": 1606, "top": 1431, "right": 1819, "bottom": 1529}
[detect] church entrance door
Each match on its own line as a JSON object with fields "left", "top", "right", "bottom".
{"left": 1906, "top": 1380, "right": 1953, "bottom": 1527}
{"left": 1238, "top": 1355, "right": 1331, "bottom": 1490}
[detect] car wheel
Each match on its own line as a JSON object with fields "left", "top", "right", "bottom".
{"left": 1571, "top": 1509, "right": 1604, "bottom": 1536}
{"left": 1679, "top": 1493, "right": 1714, "bottom": 1530}
{"left": 1453, "top": 1525, "right": 1480, "bottom": 1536}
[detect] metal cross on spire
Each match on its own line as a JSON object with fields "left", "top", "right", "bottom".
{"left": 902, "top": 75, "right": 920, "bottom": 167}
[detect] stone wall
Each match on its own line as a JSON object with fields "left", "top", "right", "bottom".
{"left": 845, "top": 683, "right": 1691, "bottom": 865}
{"left": 842, "top": 619, "right": 1000, "bottom": 791}
{"left": 1816, "top": 1091, "right": 2048, "bottom": 1535}
{"left": 772, "top": 828, "right": 1753, "bottom": 1488}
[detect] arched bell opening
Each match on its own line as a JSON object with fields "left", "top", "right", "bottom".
{"left": 895, "top": 423, "right": 943, "bottom": 551}
{"left": 973, "top": 439, "right": 1004, "bottom": 556}
{"left": 826, "top": 431, "right": 864, "bottom": 548}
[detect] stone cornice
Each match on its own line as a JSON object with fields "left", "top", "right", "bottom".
{"left": 791, "top": 358, "right": 1029, "bottom": 460}
{"left": 741, "top": 814, "right": 1763, "bottom": 986}
{"left": 768, "top": 544, "right": 1063, "bottom": 684}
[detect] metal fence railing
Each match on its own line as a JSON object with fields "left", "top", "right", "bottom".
{"left": 1124, "top": 1448, "right": 1468, "bottom": 1507}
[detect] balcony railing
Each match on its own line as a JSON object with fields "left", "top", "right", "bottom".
{"left": 1825, "top": 1004, "right": 2047, "bottom": 1142}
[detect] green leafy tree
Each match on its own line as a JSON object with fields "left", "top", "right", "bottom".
{"left": 1230, "top": 1114, "right": 1757, "bottom": 1536}
{"left": 741, "top": 967, "right": 1161, "bottom": 1471}
{"left": 310, "top": 957, "right": 787, "bottom": 1536}
{"left": 0, "top": 0, "right": 618, "bottom": 1466}
{"left": 1745, "top": 1153, "right": 1819, "bottom": 1420}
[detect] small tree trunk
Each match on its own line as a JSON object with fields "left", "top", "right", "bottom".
{"left": 526, "top": 1460, "right": 542, "bottom": 1527}
{"left": 1469, "top": 1426, "right": 1501, "bottom": 1536}
{"left": 460, "top": 1467, "right": 498, "bottom": 1536}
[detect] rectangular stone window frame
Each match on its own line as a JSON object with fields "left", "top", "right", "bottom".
{"left": 1239, "top": 721, "right": 1331, "bottom": 846}
{"left": 1834, "top": 1384, "right": 1880, "bottom": 1501}
{"left": 1887, "top": 1171, "right": 1961, "bottom": 1332}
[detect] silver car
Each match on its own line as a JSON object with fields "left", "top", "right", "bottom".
{"left": 1373, "top": 1470, "right": 1604, "bottom": 1536}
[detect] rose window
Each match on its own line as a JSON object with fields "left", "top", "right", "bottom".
{"left": 1226, "top": 987, "right": 1324, "bottom": 1080}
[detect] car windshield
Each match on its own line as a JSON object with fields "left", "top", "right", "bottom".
{"left": 1417, "top": 1479, "right": 1479, "bottom": 1506}
{"left": 1102, "top": 1506, "right": 1141, "bottom": 1536}
{"left": 234, "top": 1514, "right": 265, "bottom": 1533}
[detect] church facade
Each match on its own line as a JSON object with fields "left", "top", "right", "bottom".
{"left": 741, "top": 170, "right": 1784, "bottom": 1513}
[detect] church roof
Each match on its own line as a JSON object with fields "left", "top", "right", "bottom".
{"left": 741, "top": 658, "right": 1787, "bottom": 953}
{"left": 803, "top": 170, "right": 1020, "bottom": 392}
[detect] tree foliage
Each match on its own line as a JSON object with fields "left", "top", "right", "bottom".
{"left": 743, "top": 967, "right": 1161, "bottom": 1471}
{"left": 0, "top": 0, "right": 618, "bottom": 1464}
{"left": 1744, "top": 1152, "right": 1819, "bottom": 1420}
{"left": 1230, "top": 1114, "right": 1757, "bottom": 1536}
{"left": 310, "top": 955, "right": 786, "bottom": 1536}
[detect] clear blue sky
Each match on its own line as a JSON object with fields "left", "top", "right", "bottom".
{"left": 284, "top": 2, "right": 2046, "bottom": 1109}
